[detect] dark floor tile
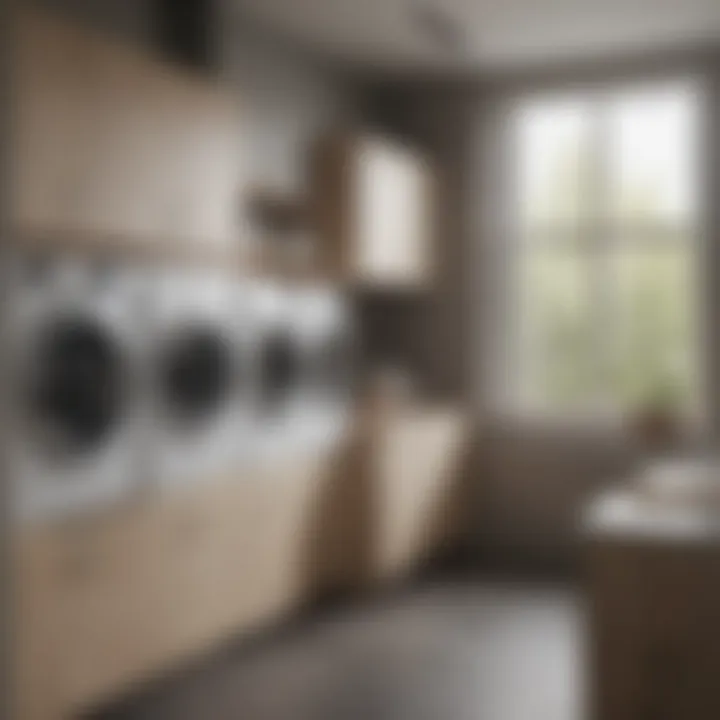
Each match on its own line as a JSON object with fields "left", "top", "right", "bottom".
{"left": 93, "top": 581, "right": 585, "bottom": 720}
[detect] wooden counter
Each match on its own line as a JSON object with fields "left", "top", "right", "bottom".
{"left": 585, "top": 485, "right": 720, "bottom": 720}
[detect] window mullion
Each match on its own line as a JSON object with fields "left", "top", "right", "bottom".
{"left": 588, "top": 92, "right": 616, "bottom": 412}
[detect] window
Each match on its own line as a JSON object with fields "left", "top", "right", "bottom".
{"left": 505, "top": 81, "right": 702, "bottom": 418}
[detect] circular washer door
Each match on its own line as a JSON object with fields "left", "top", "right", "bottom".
{"left": 258, "top": 328, "right": 303, "bottom": 415}
{"left": 160, "top": 325, "right": 234, "bottom": 428}
{"left": 29, "top": 316, "right": 126, "bottom": 457}
{"left": 309, "top": 327, "right": 354, "bottom": 400}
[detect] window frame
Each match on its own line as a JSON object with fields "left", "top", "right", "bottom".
{"left": 490, "top": 76, "right": 708, "bottom": 426}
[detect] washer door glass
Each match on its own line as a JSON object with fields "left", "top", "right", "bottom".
{"left": 161, "top": 327, "right": 233, "bottom": 427}
{"left": 259, "top": 329, "right": 302, "bottom": 414}
{"left": 30, "top": 316, "right": 125, "bottom": 456}
{"left": 310, "top": 329, "right": 354, "bottom": 399}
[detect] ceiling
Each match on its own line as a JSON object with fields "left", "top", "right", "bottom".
{"left": 236, "top": 0, "right": 720, "bottom": 71}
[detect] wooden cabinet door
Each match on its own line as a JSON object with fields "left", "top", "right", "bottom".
{"left": 247, "top": 455, "right": 330, "bottom": 615}
{"left": 154, "top": 458, "right": 328, "bottom": 665}
{"left": 312, "top": 132, "right": 434, "bottom": 287}
{"left": 15, "top": 8, "right": 241, "bottom": 250}
{"left": 637, "top": 547, "right": 720, "bottom": 720}
{"left": 15, "top": 9, "right": 106, "bottom": 236}
{"left": 588, "top": 542, "right": 720, "bottom": 720}
{"left": 57, "top": 507, "right": 169, "bottom": 715}
{"left": 14, "top": 527, "right": 68, "bottom": 720}
{"left": 353, "top": 137, "right": 433, "bottom": 288}
{"left": 156, "top": 472, "right": 278, "bottom": 660}
{"left": 162, "top": 82, "right": 240, "bottom": 250}
{"left": 86, "top": 53, "right": 240, "bottom": 249}
{"left": 212, "top": 470, "right": 283, "bottom": 634}
{"left": 157, "top": 482, "right": 232, "bottom": 659}
{"left": 13, "top": 503, "right": 168, "bottom": 720}
{"left": 587, "top": 544, "right": 651, "bottom": 720}
{"left": 304, "top": 431, "right": 374, "bottom": 596}
{"left": 373, "top": 411, "right": 466, "bottom": 581}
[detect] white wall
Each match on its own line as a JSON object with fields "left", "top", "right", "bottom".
{"left": 221, "top": 22, "right": 355, "bottom": 194}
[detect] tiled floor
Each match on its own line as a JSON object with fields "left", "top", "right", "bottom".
{"left": 96, "top": 581, "right": 585, "bottom": 720}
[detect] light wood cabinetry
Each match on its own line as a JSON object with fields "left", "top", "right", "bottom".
{"left": 311, "top": 132, "right": 434, "bottom": 289}
{"left": 370, "top": 408, "right": 468, "bottom": 581}
{"left": 14, "top": 8, "right": 241, "bottom": 252}
{"left": 306, "top": 406, "right": 469, "bottom": 595}
{"left": 12, "top": 451, "right": 334, "bottom": 719}
{"left": 14, "top": 502, "right": 168, "bottom": 720}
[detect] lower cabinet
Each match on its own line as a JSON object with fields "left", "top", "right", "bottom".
{"left": 588, "top": 541, "right": 720, "bottom": 720}
{"left": 12, "top": 450, "right": 344, "bottom": 720}
{"left": 305, "top": 407, "right": 470, "bottom": 594}
{"left": 14, "top": 502, "right": 168, "bottom": 719}
{"left": 371, "top": 408, "right": 470, "bottom": 583}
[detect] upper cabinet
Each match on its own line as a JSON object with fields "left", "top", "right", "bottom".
{"left": 14, "top": 9, "right": 242, "bottom": 253}
{"left": 311, "top": 132, "right": 435, "bottom": 290}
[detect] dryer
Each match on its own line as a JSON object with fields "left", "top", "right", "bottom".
{"left": 3, "top": 252, "right": 150, "bottom": 522}
{"left": 249, "top": 282, "right": 355, "bottom": 460}
{"left": 151, "top": 268, "right": 252, "bottom": 489}
{"left": 294, "top": 285, "right": 355, "bottom": 450}
{"left": 250, "top": 281, "right": 309, "bottom": 461}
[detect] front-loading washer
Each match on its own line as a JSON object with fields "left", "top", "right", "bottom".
{"left": 151, "top": 267, "right": 252, "bottom": 489}
{"left": 250, "top": 281, "right": 310, "bottom": 461}
{"left": 2, "top": 252, "right": 150, "bottom": 523}
{"left": 293, "top": 285, "right": 355, "bottom": 450}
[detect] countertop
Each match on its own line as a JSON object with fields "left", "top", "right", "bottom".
{"left": 583, "top": 461, "right": 720, "bottom": 546}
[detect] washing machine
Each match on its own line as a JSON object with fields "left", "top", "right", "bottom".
{"left": 2, "top": 252, "right": 150, "bottom": 522}
{"left": 293, "top": 285, "right": 355, "bottom": 450}
{"left": 151, "top": 268, "right": 252, "bottom": 489}
{"left": 250, "top": 281, "right": 311, "bottom": 461}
